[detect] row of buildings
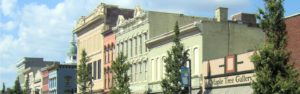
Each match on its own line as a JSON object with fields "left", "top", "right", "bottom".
{"left": 16, "top": 37, "right": 78, "bottom": 94}
{"left": 73, "top": 3, "right": 264, "bottom": 94}
{"left": 16, "top": 3, "right": 300, "bottom": 94}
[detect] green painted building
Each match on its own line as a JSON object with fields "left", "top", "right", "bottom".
{"left": 113, "top": 7, "right": 265, "bottom": 94}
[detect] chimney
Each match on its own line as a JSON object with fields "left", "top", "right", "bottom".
{"left": 232, "top": 13, "right": 256, "bottom": 26}
{"left": 215, "top": 7, "right": 228, "bottom": 22}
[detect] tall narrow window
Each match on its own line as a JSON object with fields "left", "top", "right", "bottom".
{"left": 93, "top": 61, "right": 97, "bottom": 79}
{"left": 139, "top": 63, "right": 142, "bottom": 81}
{"left": 104, "top": 47, "right": 106, "bottom": 64}
{"left": 130, "top": 66, "right": 133, "bottom": 82}
{"left": 140, "top": 35, "right": 143, "bottom": 54}
{"left": 162, "top": 57, "right": 166, "bottom": 78}
{"left": 126, "top": 41, "right": 128, "bottom": 56}
{"left": 144, "top": 61, "right": 147, "bottom": 81}
{"left": 156, "top": 58, "right": 160, "bottom": 80}
{"left": 111, "top": 46, "right": 114, "bottom": 61}
{"left": 144, "top": 33, "right": 148, "bottom": 52}
{"left": 130, "top": 39, "right": 133, "bottom": 57}
{"left": 151, "top": 59, "right": 155, "bottom": 81}
{"left": 135, "top": 64, "right": 138, "bottom": 81}
{"left": 121, "top": 42, "right": 124, "bottom": 53}
{"left": 108, "top": 47, "right": 110, "bottom": 63}
{"left": 135, "top": 37, "right": 138, "bottom": 55}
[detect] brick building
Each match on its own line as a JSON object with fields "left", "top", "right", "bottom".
{"left": 285, "top": 13, "right": 300, "bottom": 71}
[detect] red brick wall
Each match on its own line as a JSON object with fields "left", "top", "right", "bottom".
{"left": 285, "top": 14, "right": 300, "bottom": 72}
{"left": 103, "top": 31, "right": 115, "bottom": 93}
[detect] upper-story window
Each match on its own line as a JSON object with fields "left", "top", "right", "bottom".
{"left": 130, "top": 39, "right": 133, "bottom": 57}
{"left": 140, "top": 35, "right": 143, "bottom": 54}
{"left": 135, "top": 37, "right": 138, "bottom": 55}
{"left": 111, "top": 45, "right": 114, "bottom": 61}
{"left": 144, "top": 33, "right": 148, "bottom": 52}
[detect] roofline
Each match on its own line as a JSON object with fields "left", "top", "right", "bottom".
{"left": 285, "top": 13, "right": 300, "bottom": 19}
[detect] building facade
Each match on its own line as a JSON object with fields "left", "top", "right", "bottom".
{"left": 203, "top": 52, "right": 256, "bottom": 94}
{"left": 16, "top": 57, "right": 58, "bottom": 90}
{"left": 33, "top": 71, "right": 42, "bottom": 94}
{"left": 41, "top": 67, "right": 50, "bottom": 94}
{"left": 74, "top": 3, "right": 265, "bottom": 94}
{"left": 285, "top": 13, "right": 300, "bottom": 72}
{"left": 48, "top": 63, "right": 77, "bottom": 94}
{"left": 73, "top": 3, "right": 133, "bottom": 93}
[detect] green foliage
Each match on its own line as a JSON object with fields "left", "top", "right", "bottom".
{"left": 252, "top": 0, "right": 300, "bottom": 93}
{"left": 161, "top": 22, "right": 189, "bottom": 94}
{"left": 6, "top": 88, "right": 14, "bottom": 94}
{"left": 77, "top": 49, "right": 90, "bottom": 94}
{"left": 109, "top": 52, "right": 131, "bottom": 94}
{"left": 13, "top": 77, "right": 22, "bottom": 94}
{"left": 1, "top": 83, "right": 5, "bottom": 94}
{"left": 23, "top": 75, "right": 30, "bottom": 94}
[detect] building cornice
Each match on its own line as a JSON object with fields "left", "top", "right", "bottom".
{"left": 73, "top": 15, "right": 105, "bottom": 33}
{"left": 112, "top": 12, "right": 147, "bottom": 32}
{"left": 145, "top": 21, "right": 202, "bottom": 47}
{"left": 73, "top": 3, "right": 119, "bottom": 33}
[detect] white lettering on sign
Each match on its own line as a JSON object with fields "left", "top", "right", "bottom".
{"left": 205, "top": 73, "right": 255, "bottom": 88}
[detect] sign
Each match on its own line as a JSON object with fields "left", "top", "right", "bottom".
{"left": 205, "top": 73, "right": 255, "bottom": 88}
{"left": 180, "top": 66, "right": 189, "bottom": 87}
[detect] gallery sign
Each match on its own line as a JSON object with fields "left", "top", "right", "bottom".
{"left": 205, "top": 73, "right": 255, "bottom": 88}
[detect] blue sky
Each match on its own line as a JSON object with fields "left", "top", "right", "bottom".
{"left": 0, "top": 0, "right": 299, "bottom": 88}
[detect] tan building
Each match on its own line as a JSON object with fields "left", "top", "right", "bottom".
{"left": 73, "top": 3, "right": 133, "bottom": 93}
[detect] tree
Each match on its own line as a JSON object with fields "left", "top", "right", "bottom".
{"left": 6, "top": 88, "right": 13, "bottom": 94}
{"left": 14, "top": 77, "right": 22, "bottom": 94}
{"left": 77, "top": 49, "right": 90, "bottom": 94}
{"left": 109, "top": 52, "right": 131, "bottom": 94}
{"left": 23, "top": 75, "right": 30, "bottom": 94}
{"left": 161, "top": 22, "right": 189, "bottom": 94}
{"left": 251, "top": 0, "right": 300, "bottom": 93}
{"left": 1, "top": 83, "right": 5, "bottom": 94}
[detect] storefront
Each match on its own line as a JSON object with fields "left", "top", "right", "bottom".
{"left": 203, "top": 52, "right": 256, "bottom": 94}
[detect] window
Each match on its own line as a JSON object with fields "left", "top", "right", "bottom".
{"left": 130, "top": 39, "right": 133, "bottom": 57}
{"left": 156, "top": 58, "right": 160, "bottom": 80}
{"left": 130, "top": 66, "right": 133, "bottom": 82}
{"left": 140, "top": 35, "right": 143, "bottom": 54}
{"left": 104, "top": 47, "right": 106, "bottom": 64}
{"left": 122, "top": 42, "right": 124, "bottom": 53}
{"left": 144, "top": 33, "right": 148, "bottom": 52}
{"left": 111, "top": 45, "right": 114, "bottom": 61}
{"left": 139, "top": 63, "right": 142, "bottom": 81}
{"left": 194, "top": 48, "right": 199, "bottom": 75}
{"left": 162, "top": 57, "right": 166, "bottom": 78}
{"left": 93, "top": 62, "right": 97, "bottom": 79}
{"left": 98, "top": 60, "right": 101, "bottom": 79}
{"left": 135, "top": 64, "right": 138, "bottom": 81}
{"left": 108, "top": 48, "right": 110, "bottom": 63}
{"left": 88, "top": 63, "right": 92, "bottom": 74}
{"left": 151, "top": 59, "right": 154, "bottom": 81}
{"left": 144, "top": 61, "right": 147, "bottom": 81}
{"left": 125, "top": 41, "right": 128, "bottom": 56}
{"left": 135, "top": 37, "right": 137, "bottom": 55}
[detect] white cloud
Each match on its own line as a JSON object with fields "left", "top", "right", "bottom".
{"left": 0, "top": 0, "right": 17, "bottom": 16}
{"left": 0, "top": 0, "right": 100, "bottom": 87}
{"left": 0, "top": 21, "right": 16, "bottom": 31}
